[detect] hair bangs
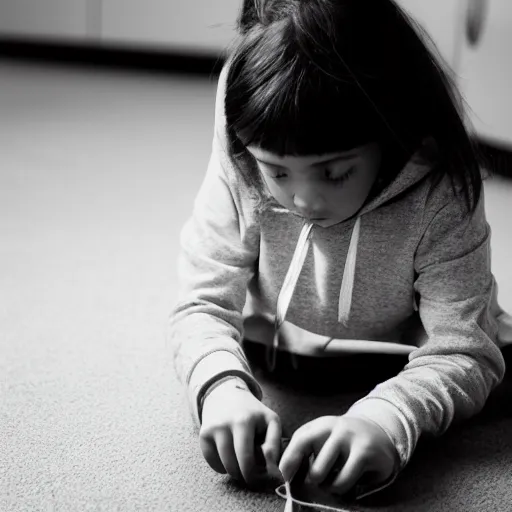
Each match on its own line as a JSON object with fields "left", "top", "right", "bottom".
{"left": 238, "top": 76, "right": 382, "bottom": 156}
{"left": 226, "top": 21, "right": 383, "bottom": 157}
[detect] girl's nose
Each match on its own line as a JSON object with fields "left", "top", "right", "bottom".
{"left": 293, "top": 187, "right": 325, "bottom": 218}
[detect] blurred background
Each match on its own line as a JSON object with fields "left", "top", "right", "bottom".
{"left": 0, "top": 0, "right": 512, "bottom": 153}
{"left": 1, "top": 1, "right": 511, "bottom": 511}
{"left": 0, "top": 0, "right": 238, "bottom": 54}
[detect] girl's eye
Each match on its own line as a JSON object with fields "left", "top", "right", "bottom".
{"left": 258, "top": 164, "right": 287, "bottom": 180}
{"left": 324, "top": 167, "right": 356, "bottom": 184}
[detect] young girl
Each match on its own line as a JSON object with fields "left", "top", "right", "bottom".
{"left": 170, "top": 0, "right": 512, "bottom": 505}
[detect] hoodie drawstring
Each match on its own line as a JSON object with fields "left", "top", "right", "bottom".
{"left": 338, "top": 216, "right": 361, "bottom": 326}
{"left": 266, "top": 222, "right": 314, "bottom": 372}
{"left": 266, "top": 217, "right": 362, "bottom": 372}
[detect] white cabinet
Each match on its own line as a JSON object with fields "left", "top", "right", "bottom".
{"left": 0, "top": 0, "right": 93, "bottom": 40}
{"left": 0, "top": 0, "right": 239, "bottom": 52}
{"left": 100, "top": 0, "right": 240, "bottom": 54}
{"left": 457, "top": 0, "right": 512, "bottom": 146}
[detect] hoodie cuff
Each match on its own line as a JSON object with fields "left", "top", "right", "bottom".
{"left": 344, "top": 397, "right": 413, "bottom": 471}
{"left": 188, "top": 350, "right": 263, "bottom": 429}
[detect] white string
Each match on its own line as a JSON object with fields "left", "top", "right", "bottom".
{"left": 276, "top": 483, "right": 354, "bottom": 512}
{"left": 338, "top": 217, "right": 361, "bottom": 325}
{"left": 276, "top": 222, "right": 314, "bottom": 328}
{"left": 267, "top": 221, "right": 314, "bottom": 371}
{"left": 283, "top": 482, "right": 294, "bottom": 512}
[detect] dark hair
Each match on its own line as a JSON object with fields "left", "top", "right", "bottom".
{"left": 224, "top": 0, "right": 483, "bottom": 211}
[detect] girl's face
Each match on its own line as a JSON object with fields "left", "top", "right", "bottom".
{"left": 247, "top": 142, "right": 382, "bottom": 227}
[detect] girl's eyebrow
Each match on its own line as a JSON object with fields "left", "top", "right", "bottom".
{"left": 254, "top": 154, "right": 357, "bottom": 169}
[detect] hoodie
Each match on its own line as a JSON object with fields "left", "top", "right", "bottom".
{"left": 169, "top": 65, "right": 512, "bottom": 487}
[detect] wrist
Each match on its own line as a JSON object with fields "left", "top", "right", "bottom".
{"left": 195, "top": 368, "right": 262, "bottom": 425}
{"left": 345, "top": 398, "right": 410, "bottom": 470}
{"left": 204, "top": 375, "right": 249, "bottom": 399}
{"left": 199, "top": 376, "right": 250, "bottom": 417}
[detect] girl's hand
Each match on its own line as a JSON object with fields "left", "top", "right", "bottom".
{"left": 199, "top": 378, "right": 282, "bottom": 487}
{"left": 278, "top": 416, "right": 398, "bottom": 496}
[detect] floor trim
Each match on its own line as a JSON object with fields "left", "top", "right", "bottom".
{"left": 480, "top": 141, "right": 512, "bottom": 179}
{"left": 0, "top": 38, "right": 225, "bottom": 77}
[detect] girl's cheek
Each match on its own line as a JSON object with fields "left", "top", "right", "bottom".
{"left": 271, "top": 188, "right": 290, "bottom": 205}
{"left": 265, "top": 180, "right": 289, "bottom": 202}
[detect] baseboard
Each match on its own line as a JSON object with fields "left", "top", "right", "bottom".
{"left": 0, "top": 38, "right": 226, "bottom": 77}
{"left": 479, "top": 141, "right": 512, "bottom": 179}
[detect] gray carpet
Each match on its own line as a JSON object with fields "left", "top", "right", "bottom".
{"left": 1, "top": 60, "right": 512, "bottom": 512}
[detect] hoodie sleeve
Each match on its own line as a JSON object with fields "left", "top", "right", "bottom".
{"left": 345, "top": 179, "right": 506, "bottom": 474}
{"left": 169, "top": 65, "right": 263, "bottom": 430}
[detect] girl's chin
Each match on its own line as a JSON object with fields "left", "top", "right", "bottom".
{"left": 284, "top": 208, "right": 358, "bottom": 227}
{"left": 311, "top": 216, "right": 352, "bottom": 228}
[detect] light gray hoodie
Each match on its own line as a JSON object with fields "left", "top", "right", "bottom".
{"left": 169, "top": 65, "right": 512, "bottom": 484}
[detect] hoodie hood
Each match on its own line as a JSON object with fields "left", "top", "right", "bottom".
{"left": 266, "top": 138, "right": 436, "bottom": 371}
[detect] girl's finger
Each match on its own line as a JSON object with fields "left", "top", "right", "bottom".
{"left": 329, "top": 449, "right": 367, "bottom": 496}
{"left": 199, "top": 434, "right": 226, "bottom": 474}
{"left": 279, "top": 431, "right": 315, "bottom": 483}
{"left": 307, "top": 434, "right": 345, "bottom": 485}
{"left": 260, "top": 416, "right": 282, "bottom": 470}
{"left": 232, "top": 422, "right": 257, "bottom": 484}
{"left": 215, "top": 430, "right": 244, "bottom": 482}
